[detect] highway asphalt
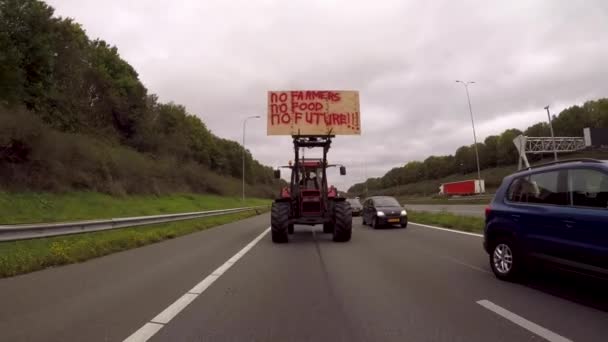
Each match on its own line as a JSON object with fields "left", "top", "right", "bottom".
{"left": 405, "top": 204, "right": 487, "bottom": 217}
{"left": 1, "top": 213, "right": 607, "bottom": 341}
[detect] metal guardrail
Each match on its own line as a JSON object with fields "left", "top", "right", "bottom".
{"left": 0, "top": 206, "right": 267, "bottom": 242}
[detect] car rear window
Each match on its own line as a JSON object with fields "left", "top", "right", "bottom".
{"left": 507, "top": 170, "right": 569, "bottom": 205}
{"left": 347, "top": 199, "right": 362, "bottom": 206}
{"left": 373, "top": 197, "right": 400, "bottom": 206}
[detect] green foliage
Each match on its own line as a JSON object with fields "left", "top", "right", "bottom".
{"left": 496, "top": 128, "right": 522, "bottom": 165}
{"left": 483, "top": 135, "right": 499, "bottom": 168}
{"left": 0, "top": 0, "right": 55, "bottom": 108}
{"left": 0, "top": 192, "right": 270, "bottom": 224}
{"left": 524, "top": 122, "right": 550, "bottom": 137}
{"left": 423, "top": 155, "right": 456, "bottom": 179}
{"left": 454, "top": 145, "right": 476, "bottom": 174}
{"left": 349, "top": 99, "right": 608, "bottom": 196}
{"left": 381, "top": 167, "right": 402, "bottom": 188}
{"left": 552, "top": 99, "right": 608, "bottom": 136}
{"left": 402, "top": 161, "right": 425, "bottom": 184}
{"left": 0, "top": 0, "right": 284, "bottom": 195}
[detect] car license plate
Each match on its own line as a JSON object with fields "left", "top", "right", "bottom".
{"left": 388, "top": 218, "right": 400, "bottom": 223}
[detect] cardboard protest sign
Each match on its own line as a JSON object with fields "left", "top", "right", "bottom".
{"left": 267, "top": 90, "right": 360, "bottom": 135}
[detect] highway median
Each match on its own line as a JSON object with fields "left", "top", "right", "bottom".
{"left": 408, "top": 210, "right": 484, "bottom": 234}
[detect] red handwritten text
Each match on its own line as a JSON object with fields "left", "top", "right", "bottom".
{"left": 268, "top": 90, "right": 360, "bottom": 135}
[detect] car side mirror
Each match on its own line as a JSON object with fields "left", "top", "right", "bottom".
{"left": 340, "top": 166, "right": 346, "bottom": 176}
{"left": 274, "top": 169, "right": 281, "bottom": 179}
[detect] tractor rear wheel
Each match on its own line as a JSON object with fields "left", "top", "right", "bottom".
{"left": 271, "top": 202, "right": 290, "bottom": 243}
{"left": 324, "top": 201, "right": 335, "bottom": 233}
{"left": 332, "top": 201, "right": 352, "bottom": 242}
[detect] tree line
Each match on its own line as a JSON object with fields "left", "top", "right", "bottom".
{"left": 0, "top": 0, "right": 282, "bottom": 196}
{"left": 348, "top": 98, "right": 608, "bottom": 195}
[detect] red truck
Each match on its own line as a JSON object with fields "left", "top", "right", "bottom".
{"left": 439, "top": 179, "right": 485, "bottom": 196}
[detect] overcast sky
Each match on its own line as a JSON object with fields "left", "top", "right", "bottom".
{"left": 48, "top": 0, "right": 608, "bottom": 190}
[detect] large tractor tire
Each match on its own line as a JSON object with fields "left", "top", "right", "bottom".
{"left": 323, "top": 201, "right": 335, "bottom": 233}
{"left": 332, "top": 201, "right": 352, "bottom": 242}
{"left": 271, "top": 202, "right": 290, "bottom": 243}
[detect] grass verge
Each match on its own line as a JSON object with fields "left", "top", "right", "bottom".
{"left": 0, "top": 191, "right": 271, "bottom": 278}
{"left": 0, "top": 209, "right": 267, "bottom": 278}
{"left": 408, "top": 210, "right": 484, "bottom": 234}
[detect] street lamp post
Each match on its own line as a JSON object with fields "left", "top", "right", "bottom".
{"left": 456, "top": 80, "right": 483, "bottom": 193}
{"left": 544, "top": 105, "right": 558, "bottom": 161}
{"left": 242, "top": 115, "right": 261, "bottom": 201}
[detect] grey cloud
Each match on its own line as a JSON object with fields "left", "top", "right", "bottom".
{"left": 48, "top": 0, "right": 608, "bottom": 190}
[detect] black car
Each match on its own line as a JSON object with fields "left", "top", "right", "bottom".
{"left": 347, "top": 198, "right": 363, "bottom": 216}
{"left": 485, "top": 159, "right": 608, "bottom": 281}
{"left": 362, "top": 196, "right": 407, "bottom": 228}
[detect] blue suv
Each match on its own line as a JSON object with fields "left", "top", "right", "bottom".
{"left": 484, "top": 159, "right": 608, "bottom": 281}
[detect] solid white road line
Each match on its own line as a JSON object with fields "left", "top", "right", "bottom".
{"left": 150, "top": 293, "right": 198, "bottom": 324}
{"left": 477, "top": 300, "right": 572, "bottom": 342}
{"left": 123, "top": 227, "right": 271, "bottom": 342}
{"left": 188, "top": 274, "right": 219, "bottom": 294}
{"left": 123, "top": 323, "right": 163, "bottom": 342}
{"left": 409, "top": 221, "right": 483, "bottom": 237}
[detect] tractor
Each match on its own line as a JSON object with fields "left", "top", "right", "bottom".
{"left": 271, "top": 135, "right": 352, "bottom": 243}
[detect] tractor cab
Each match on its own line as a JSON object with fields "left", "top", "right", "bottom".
{"left": 279, "top": 159, "right": 338, "bottom": 193}
{"left": 279, "top": 159, "right": 339, "bottom": 217}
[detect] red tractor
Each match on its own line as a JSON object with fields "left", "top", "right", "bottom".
{"left": 272, "top": 135, "right": 352, "bottom": 243}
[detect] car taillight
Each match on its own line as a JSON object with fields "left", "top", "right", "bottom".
{"left": 485, "top": 206, "right": 491, "bottom": 218}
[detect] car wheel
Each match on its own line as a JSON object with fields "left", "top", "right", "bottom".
{"left": 490, "top": 238, "right": 522, "bottom": 281}
{"left": 372, "top": 217, "right": 380, "bottom": 229}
